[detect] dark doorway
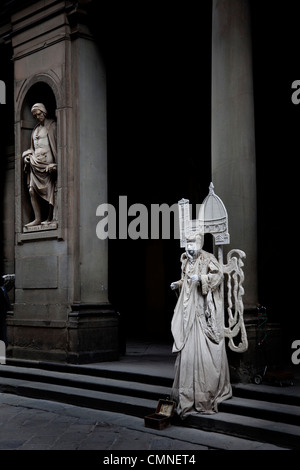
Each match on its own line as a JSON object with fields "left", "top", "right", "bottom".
{"left": 250, "top": 2, "right": 300, "bottom": 359}
{"left": 105, "top": 3, "right": 213, "bottom": 342}
{"left": 0, "top": 41, "right": 14, "bottom": 278}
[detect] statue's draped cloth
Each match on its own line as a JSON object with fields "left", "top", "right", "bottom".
{"left": 26, "top": 118, "right": 57, "bottom": 206}
{"left": 171, "top": 250, "right": 232, "bottom": 418}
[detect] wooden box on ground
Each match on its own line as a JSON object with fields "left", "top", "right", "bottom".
{"left": 144, "top": 399, "right": 176, "bottom": 430}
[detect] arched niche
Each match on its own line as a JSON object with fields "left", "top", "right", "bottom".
{"left": 20, "top": 82, "right": 57, "bottom": 227}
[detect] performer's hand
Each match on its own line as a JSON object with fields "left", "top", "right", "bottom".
{"left": 190, "top": 274, "right": 199, "bottom": 282}
{"left": 170, "top": 282, "right": 178, "bottom": 290}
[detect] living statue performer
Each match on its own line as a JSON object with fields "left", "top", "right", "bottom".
{"left": 170, "top": 234, "right": 232, "bottom": 418}
{"left": 22, "top": 103, "right": 57, "bottom": 227}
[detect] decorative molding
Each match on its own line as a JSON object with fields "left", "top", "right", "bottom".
{"left": 178, "top": 182, "right": 230, "bottom": 248}
{"left": 223, "top": 249, "right": 248, "bottom": 353}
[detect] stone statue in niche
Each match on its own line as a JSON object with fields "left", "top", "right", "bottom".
{"left": 22, "top": 103, "right": 57, "bottom": 228}
{"left": 170, "top": 185, "right": 247, "bottom": 419}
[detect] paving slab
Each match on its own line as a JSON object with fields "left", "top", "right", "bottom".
{"left": 0, "top": 393, "right": 287, "bottom": 451}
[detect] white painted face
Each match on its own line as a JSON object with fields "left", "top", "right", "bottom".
{"left": 186, "top": 241, "right": 197, "bottom": 258}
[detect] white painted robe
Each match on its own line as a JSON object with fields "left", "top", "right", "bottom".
{"left": 171, "top": 249, "right": 232, "bottom": 418}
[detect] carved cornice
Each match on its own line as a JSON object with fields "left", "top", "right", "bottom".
{"left": 0, "top": 0, "right": 95, "bottom": 45}
{"left": 1, "top": 2, "right": 71, "bottom": 44}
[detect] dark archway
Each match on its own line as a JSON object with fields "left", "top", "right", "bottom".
{"left": 21, "top": 82, "right": 57, "bottom": 122}
{"left": 0, "top": 41, "right": 14, "bottom": 278}
{"left": 106, "top": 3, "right": 213, "bottom": 343}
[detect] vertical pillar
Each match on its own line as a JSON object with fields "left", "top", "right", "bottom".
{"left": 211, "top": 0, "right": 258, "bottom": 313}
{"left": 67, "top": 18, "right": 119, "bottom": 363}
{"left": 5, "top": 1, "right": 118, "bottom": 363}
{"left": 212, "top": 1, "right": 283, "bottom": 380}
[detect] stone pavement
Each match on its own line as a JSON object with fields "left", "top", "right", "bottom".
{"left": 0, "top": 392, "right": 286, "bottom": 452}
{"left": 0, "top": 393, "right": 205, "bottom": 451}
{"left": 0, "top": 341, "right": 298, "bottom": 454}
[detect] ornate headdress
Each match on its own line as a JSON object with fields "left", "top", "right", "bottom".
{"left": 178, "top": 182, "right": 230, "bottom": 249}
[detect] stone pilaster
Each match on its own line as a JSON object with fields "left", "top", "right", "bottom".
{"left": 211, "top": 0, "right": 282, "bottom": 378}
{"left": 211, "top": 0, "right": 257, "bottom": 313}
{"left": 4, "top": 0, "right": 118, "bottom": 363}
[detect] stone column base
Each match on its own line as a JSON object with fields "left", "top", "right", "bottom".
{"left": 227, "top": 320, "right": 283, "bottom": 383}
{"left": 6, "top": 304, "right": 119, "bottom": 364}
{"left": 67, "top": 303, "right": 119, "bottom": 363}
